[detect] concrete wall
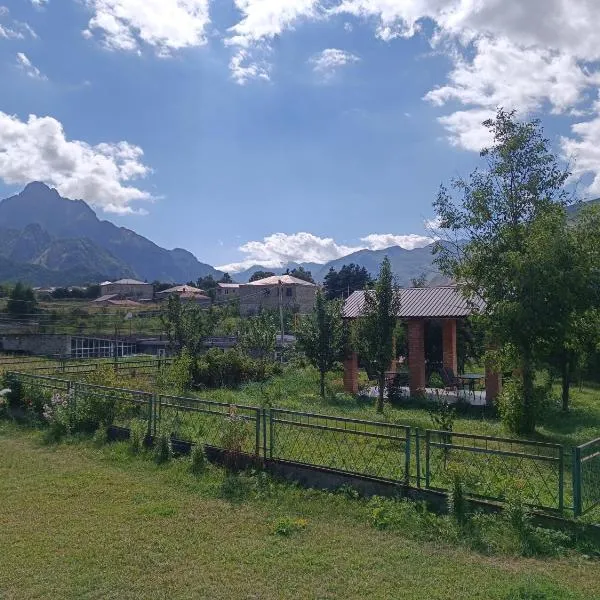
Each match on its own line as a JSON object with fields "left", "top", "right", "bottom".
{"left": 1, "top": 334, "right": 71, "bottom": 356}
{"left": 100, "top": 282, "right": 153, "bottom": 300}
{"left": 239, "top": 284, "right": 316, "bottom": 316}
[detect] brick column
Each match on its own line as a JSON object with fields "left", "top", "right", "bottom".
{"left": 408, "top": 320, "right": 426, "bottom": 396}
{"left": 485, "top": 363, "right": 502, "bottom": 407}
{"left": 442, "top": 319, "right": 458, "bottom": 374}
{"left": 343, "top": 352, "right": 359, "bottom": 394}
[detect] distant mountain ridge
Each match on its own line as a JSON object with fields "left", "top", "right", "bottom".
{"left": 233, "top": 245, "right": 445, "bottom": 286}
{"left": 0, "top": 182, "right": 221, "bottom": 286}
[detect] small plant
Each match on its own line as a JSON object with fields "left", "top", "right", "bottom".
{"left": 189, "top": 442, "right": 207, "bottom": 475}
{"left": 129, "top": 419, "right": 147, "bottom": 455}
{"left": 153, "top": 433, "right": 172, "bottom": 465}
{"left": 92, "top": 425, "right": 108, "bottom": 447}
{"left": 272, "top": 516, "right": 308, "bottom": 536}
{"left": 220, "top": 406, "right": 251, "bottom": 470}
{"left": 219, "top": 472, "right": 251, "bottom": 502}
{"left": 447, "top": 469, "right": 469, "bottom": 527}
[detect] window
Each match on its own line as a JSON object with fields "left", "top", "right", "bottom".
{"left": 286, "top": 287, "right": 293, "bottom": 297}
{"left": 225, "top": 289, "right": 229, "bottom": 295}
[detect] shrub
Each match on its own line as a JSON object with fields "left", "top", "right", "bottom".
{"left": 498, "top": 376, "right": 553, "bottom": 434}
{"left": 498, "top": 379, "right": 526, "bottom": 434}
{"left": 129, "top": 419, "right": 147, "bottom": 454}
{"left": 189, "top": 443, "right": 207, "bottom": 475}
{"left": 196, "top": 348, "right": 272, "bottom": 388}
{"left": 272, "top": 516, "right": 308, "bottom": 537}
{"left": 503, "top": 496, "right": 571, "bottom": 557}
{"left": 220, "top": 406, "right": 252, "bottom": 463}
{"left": 447, "top": 470, "right": 469, "bottom": 527}
{"left": 153, "top": 433, "right": 172, "bottom": 465}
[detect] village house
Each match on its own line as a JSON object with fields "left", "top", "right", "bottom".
{"left": 99, "top": 279, "right": 153, "bottom": 301}
{"left": 238, "top": 274, "right": 317, "bottom": 317}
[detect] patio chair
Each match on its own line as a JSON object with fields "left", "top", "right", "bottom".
{"left": 440, "top": 367, "right": 461, "bottom": 392}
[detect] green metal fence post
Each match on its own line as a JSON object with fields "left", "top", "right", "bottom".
{"left": 254, "top": 408, "right": 260, "bottom": 457}
{"left": 558, "top": 446, "right": 564, "bottom": 513}
{"left": 573, "top": 446, "right": 582, "bottom": 517}
{"left": 269, "top": 409, "right": 274, "bottom": 460}
{"left": 415, "top": 429, "right": 421, "bottom": 488}
{"left": 147, "top": 394, "right": 153, "bottom": 439}
{"left": 425, "top": 430, "right": 431, "bottom": 488}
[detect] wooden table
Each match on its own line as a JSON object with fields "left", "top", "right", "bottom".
{"left": 458, "top": 373, "right": 485, "bottom": 398}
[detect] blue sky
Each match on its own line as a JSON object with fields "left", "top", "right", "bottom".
{"left": 0, "top": 1, "right": 599, "bottom": 272}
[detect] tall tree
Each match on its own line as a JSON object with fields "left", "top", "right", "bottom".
{"left": 323, "top": 264, "right": 373, "bottom": 300}
{"left": 433, "top": 109, "right": 571, "bottom": 434}
{"left": 219, "top": 273, "right": 233, "bottom": 284}
{"left": 6, "top": 282, "right": 37, "bottom": 317}
{"left": 296, "top": 290, "right": 346, "bottom": 397}
{"left": 249, "top": 271, "right": 276, "bottom": 282}
{"left": 542, "top": 204, "right": 600, "bottom": 410}
{"left": 161, "top": 294, "right": 218, "bottom": 360}
{"left": 241, "top": 312, "right": 277, "bottom": 361}
{"left": 288, "top": 266, "right": 315, "bottom": 283}
{"left": 356, "top": 257, "right": 400, "bottom": 413}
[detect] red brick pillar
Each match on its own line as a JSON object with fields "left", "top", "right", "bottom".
{"left": 442, "top": 319, "right": 458, "bottom": 374}
{"left": 343, "top": 352, "right": 359, "bottom": 394}
{"left": 485, "top": 363, "right": 502, "bottom": 407}
{"left": 408, "top": 320, "right": 426, "bottom": 396}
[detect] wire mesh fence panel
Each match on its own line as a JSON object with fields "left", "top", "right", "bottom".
{"left": 74, "top": 382, "right": 153, "bottom": 432}
{"left": 10, "top": 371, "right": 71, "bottom": 394}
{"left": 574, "top": 438, "right": 600, "bottom": 516}
{"left": 270, "top": 409, "right": 411, "bottom": 482}
{"left": 425, "top": 430, "right": 564, "bottom": 511}
{"left": 157, "top": 394, "right": 261, "bottom": 455}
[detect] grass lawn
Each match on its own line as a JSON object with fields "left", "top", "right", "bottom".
{"left": 0, "top": 425, "right": 599, "bottom": 600}
{"left": 194, "top": 366, "right": 600, "bottom": 447}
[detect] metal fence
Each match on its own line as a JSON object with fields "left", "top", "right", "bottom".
{"left": 6, "top": 371, "right": 600, "bottom": 517}
{"left": 424, "top": 430, "right": 564, "bottom": 511}
{"left": 1, "top": 357, "right": 172, "bottom": 378}
{"left": 157, "top": 393, "right": 261, "bottom": 456}
{"left": 573, "top": 437, "right": 600, "bottom": 516}
{"left": 270, "top": 409, "right": 411, "bottom": 483}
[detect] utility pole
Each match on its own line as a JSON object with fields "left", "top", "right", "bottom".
{"left": 278, "top": 280, "right": 285, "bottom": 359}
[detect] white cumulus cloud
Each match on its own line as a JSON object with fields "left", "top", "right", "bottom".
{"left": 218, "top": 232, "right": 362, "bottom": 272}
{"left": 218, "top": 230, "right": 437, "bottom": 272}
{"left": 83, "top": 0, "right": 211, "bottom": 55}
{"left": 310, "top": 48, "right": 360, "bottom": 80}
{"left": 361, "top": 233, "right": 434, "bottom": 251}
{"left": 16, "top": 52, "right": 47, "bottom": 80}
{"left": 0, "top": 111, "right": 153, "bottom": 214}
{"left": 561, "top": 97, "right": 600, "bottom": 196}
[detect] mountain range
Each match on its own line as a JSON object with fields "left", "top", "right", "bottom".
{"left": 0, "top": 183, "right": 596, "bottom": 287}
{"left": 0, "top": 182, "right": 221, "bottom": 286}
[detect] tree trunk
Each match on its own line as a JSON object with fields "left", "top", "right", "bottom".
{"left": 377, "top": 372, "right": 385, "bottom": 413}
{"left": 521, "top": 352, "right": 536, "bottom": 435}
{"left": 561, "top": 357, "right": 570, "bottom": 412}
{"left": 320, "top": 371, "right": 326, "bottom": 398}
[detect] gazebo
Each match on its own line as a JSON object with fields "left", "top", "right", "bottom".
{"left": 341, "top": 286, "right": 501, "bottom": 405}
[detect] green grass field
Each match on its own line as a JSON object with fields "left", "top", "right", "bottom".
{"left": 1, "top": 425, "right": 599, "bottom": 600}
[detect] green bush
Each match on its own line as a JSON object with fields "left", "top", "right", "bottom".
{"left": 498, "top": 376, "right": 553, "bottom": 434}
{"left": 129, "top": 419, "right": 147, "bottom": 454}
{"left": 189, "top": 443, "right": 207, "bottom": 474}
{"left": 153, "top": 433, "right": 172, "bottom": 465}
{"left": 195, "top": 348, "right": 273, "bottom": 388}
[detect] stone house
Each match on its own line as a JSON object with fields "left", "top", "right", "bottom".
{"left": 239, "top": 274, "right": 317, "bottom": 317}
{"left": 99, "top": 279, "right": 153, "bottom": 301}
